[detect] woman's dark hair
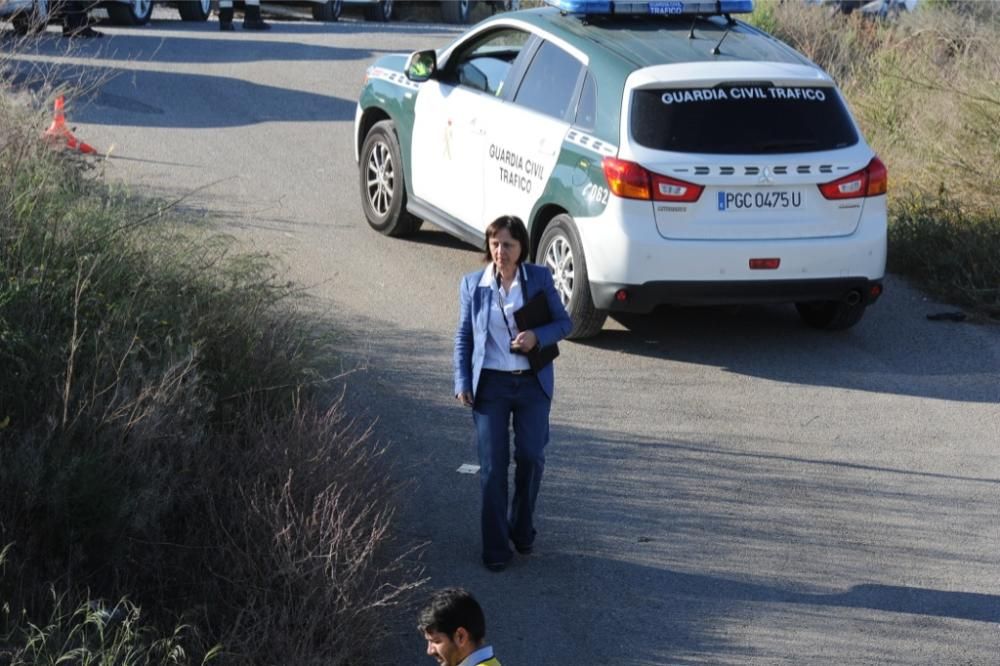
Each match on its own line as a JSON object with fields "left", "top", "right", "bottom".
{"left": 417, "top": 588, "right": 486, "bottom": 642}
{"left": 483, "top": 215, "right": 530, "bottom": 264}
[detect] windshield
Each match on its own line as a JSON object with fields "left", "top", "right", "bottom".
{"left": 630, "top": 84, "right": 859, "bottom": 154}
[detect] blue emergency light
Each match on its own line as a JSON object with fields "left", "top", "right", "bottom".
{"left": 544, "top": 0, "right": 754, "bottom": 14}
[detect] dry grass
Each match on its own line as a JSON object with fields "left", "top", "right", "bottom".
{"left": 0, "top": 36, "right": 423, "bottom": 663}
{"left": 749, "top": 1, "right": 1000, "bottom": 316}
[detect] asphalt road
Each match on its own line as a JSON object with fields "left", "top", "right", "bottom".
{"left": 5, "top": 10, "right": 999, "bottom": 664}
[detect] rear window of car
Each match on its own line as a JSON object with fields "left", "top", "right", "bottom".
{"left": 630, "top": 84, "right": 859, "bottom": 154}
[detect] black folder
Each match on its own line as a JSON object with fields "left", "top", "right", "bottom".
{"left": 513, "top": 291, "right": 560, "bottom": 371}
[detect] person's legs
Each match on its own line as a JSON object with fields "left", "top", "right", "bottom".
{"left": 242, "top": 0, "right": 270, "bottom": 30}
{"left": 62, "top": 1, "right": 102, "bottom": 37}
{"left": 509, "top": 376, "right": 550, "bottom": 551}
{"left": 473, "top": 371, "right": 514, "bottom": 568}
{"left": 217, "top": 0, "right": 234, "bottom": 30}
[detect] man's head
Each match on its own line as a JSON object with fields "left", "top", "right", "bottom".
{"left": 417, "top": 588, "right": 487, "bottom": 666}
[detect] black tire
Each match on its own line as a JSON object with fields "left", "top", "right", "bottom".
{"left": 795, "top": 300, "right": 867, "bottom": 330}
{"left": 359, "top": 121, "right": 421, "bottom": 237}
{"left": 11, "top": 0, "right": 51, "bottom": 34}
{"left": 440, "top": 0, "right": 474, "bottom": 23}
{"left": 107, "top": 0, "right": 153, "bottom": 25}
{"left": 537, "top": 214, "right": 607, "bottom": 339}
{"left": 363, "top": 0, "right": 393, "bottom": 22}
{"left": 177, "top": 0, "right": 211, "bottom": 21}
{"left": 311, "top": 0, "right": 343, "bottom": 21}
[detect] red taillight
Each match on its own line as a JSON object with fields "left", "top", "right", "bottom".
{"left": 865, "top": 157, "right": 888, "bottom": 196}
{"left": 602, "top": 158, "right": 704, "bottom": 202}
{"left": 749, "top": 258, "right": 780, "bottom": 270}
{"left": 819, "top": 157, "right": 888, "bottom": 200}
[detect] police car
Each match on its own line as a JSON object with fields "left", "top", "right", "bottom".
{"left": 354, "top": 0, "right": 887, "bottom": 338}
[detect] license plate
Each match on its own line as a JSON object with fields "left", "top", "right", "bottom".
{"left": 718, "top": 190, "right": 802, "bottom": 211}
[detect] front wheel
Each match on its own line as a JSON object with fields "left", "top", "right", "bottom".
{"left": 312, "top": 0, "right": 343, "bottom": 21}
{"left": 537, "top": 214, "right": 607, "bottom": 339}
{"left": 107, "top": 0, "right": 153, "bottom": 25}
{"left": 177, "top": 0, "right": 211, "bottom": 21}
{"left": 795, "top": 300, "right": 867, "bottom": 330}
{"left": 359, "top": 120, "right": 421, "bottom": 237}
{"left": 363, "top": 0, "right": 393, "bottom": 22}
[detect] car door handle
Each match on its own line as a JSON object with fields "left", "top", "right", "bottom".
{"left": 538, "top": 138, "right": 557, "bottom": 156}
{"left": 468, "top": 118, "right": 486, "bottom": 136}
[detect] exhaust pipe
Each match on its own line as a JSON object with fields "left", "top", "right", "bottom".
{"left": 845, "top": 290, "right": 862, "bottom": 306}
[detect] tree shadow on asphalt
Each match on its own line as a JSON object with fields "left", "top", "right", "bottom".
{"left": 1, "top": 59, "right": 356, "bottom": 127}
{"left": 316, "top": 308, "right": 1000, "bottom": 664}
{"left": 4, "top": 24, "right": 390, "bottom": 63}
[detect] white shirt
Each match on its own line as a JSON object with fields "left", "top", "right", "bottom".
{"left": 479, "top": 267, "right": 531, "bottom": 372}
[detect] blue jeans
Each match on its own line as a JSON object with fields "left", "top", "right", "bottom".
{"left": 473, "top": 369, "right": 551, "bottom": 565}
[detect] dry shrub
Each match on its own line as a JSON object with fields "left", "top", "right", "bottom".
{"left": 1, "top": 55, "right": 422, "bottom": 662}
{"left": 174, "top": 398, "right": 423, "bottom": 664}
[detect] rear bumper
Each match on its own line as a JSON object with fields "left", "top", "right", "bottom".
{"left": 592, "top": 277, "right": 884, "bottom": 313}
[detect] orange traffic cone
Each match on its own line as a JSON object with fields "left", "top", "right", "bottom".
{"left": 43, "top": 96, "right": 98, "bottom": 155}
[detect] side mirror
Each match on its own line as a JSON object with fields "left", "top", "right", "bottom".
{"left": 406, "top": 50, "right": 437, "bottom": 82}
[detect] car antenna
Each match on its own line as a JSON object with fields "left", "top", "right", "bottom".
{"left": 710, "top": 25, "right": 732, "bottom": 55}
{"left": 688, "top": 16, "right": 698, "bottom": 39}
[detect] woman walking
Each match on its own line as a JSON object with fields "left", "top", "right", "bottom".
{"left": 454, "top": 216, "right": 572, "bottom": 572}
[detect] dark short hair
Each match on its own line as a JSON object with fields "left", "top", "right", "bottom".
{"left": 483, "top": 215, "right": 530, "bottom": 264}
{"left": 417, "top": 588, "right": 486, "bottom": 642}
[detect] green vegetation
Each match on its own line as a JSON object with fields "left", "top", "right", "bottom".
{"left": 749, "top": 1, "right": 1000, "bottom": 318}
{"left": 0, "top": 88, "right": 420, "bottom": 663}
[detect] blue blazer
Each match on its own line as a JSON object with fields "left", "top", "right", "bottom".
{"left": 454, "top": 263, "right": 573, "bottom": 400}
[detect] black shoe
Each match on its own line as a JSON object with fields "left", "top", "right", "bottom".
{"left": 242, "top": 4, "right": 270, "bottom": 30}
{"left": 484, "top": 561, "right": 507, "bottom": 572}
{"left": 514, "top": 542, "right": 534, "bottom": 555}
{"left": 63, "top": 25, "right": 103, "bottom": 38}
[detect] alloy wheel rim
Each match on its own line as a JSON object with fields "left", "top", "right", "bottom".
{"left": 544, "top": 236, "right": 574, "bottom": 306}
{"left": 366, "top": 141, "right": 393, "bottom": 218}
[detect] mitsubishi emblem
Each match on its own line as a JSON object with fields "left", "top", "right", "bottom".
{"left": 758, "top": 167, "right": 775, "bottom": 185}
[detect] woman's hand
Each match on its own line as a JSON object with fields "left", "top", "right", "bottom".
{"left": 512, "top": 329, "right": 538, "bottom": 352}
{"left": 457, "top": 391, "right": 474, "bottom": 407}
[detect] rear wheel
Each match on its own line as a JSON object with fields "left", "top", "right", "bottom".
{"left": 363, "top": 0, "right": 393, "bottom": 22}
{"left": 11, "top": 0, "right": 50, "bottom": 34}
{"left": 107, "top": 0, "right": 153, "bottom": 25}
{"left": 359, "top": 120, "right": 421, "bottom": 237}
{"left": 440, "top": 0, "right": 474, "bottom": 23}
{"left": 795, "top": 300, "right": 867, "bottom": 330}
{"left": 177, "top": 0, "right": 211, "bottom": 21}
{"left": 311, "top": 0, "right": 343, "bottom": 21}
{"left": 538, "top": 214, "right": 607, "bottom": 339}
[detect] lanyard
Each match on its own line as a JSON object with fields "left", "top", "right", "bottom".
{"left": 495, "top": 270, "right": 518, "bottom": 343}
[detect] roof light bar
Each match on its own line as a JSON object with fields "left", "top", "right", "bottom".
{"left": 545, "top": 0, "right": 754, "bottom": 15}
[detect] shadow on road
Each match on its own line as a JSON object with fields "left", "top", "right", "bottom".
{"left": 319, "top": 306, "right": 1000, "bottom": 664}
{"left": 1, "top": 59, "right": 356, "bottom": 127}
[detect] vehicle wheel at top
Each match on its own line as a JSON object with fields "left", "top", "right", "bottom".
{"left": 359, "top": 120, "right": 421, "bottom": 237}
{"left": 441, "top": 0, "right": 474, "bottom": 23}
{"left": 312, "top": 0, "right": 343, "bottom": 21}
{"left": 11, "top": 0, "right": 50, "bottom": 34}
{"left": 795, "top": 299, "right": 867, "bottom": 330}
{"left": 177, "top": 0, "right": 211, "bottom": 21}
{"left": 363, "top": 0, "right": 393, "bottom": 22}
{"left": 107, "top": 0, "right": 153, "bottom": 25}
{"left": 537, "top": 214, "right": 607, "bottom": 339}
